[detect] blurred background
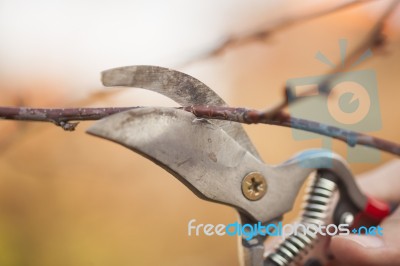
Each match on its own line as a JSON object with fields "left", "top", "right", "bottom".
{"left": 0, "top": 0, "right": 400, "bottom": 265}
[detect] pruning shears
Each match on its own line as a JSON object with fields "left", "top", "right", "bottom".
{"left": 87, "top": 65, "right": 392, "bottom": 266}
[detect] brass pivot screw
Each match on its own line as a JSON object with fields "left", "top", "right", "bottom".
{"left": 241, "top": 172, "right": 267, "bottom": 201}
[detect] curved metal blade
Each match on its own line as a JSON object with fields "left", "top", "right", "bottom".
{"left": 101, "top": 65, "right": 262, "bottom": 161}
{"left": 87, "top": 107, "right": 286, "bottom": 222}
{"left": 89, "top": 108, "right": 360, "bottom": 223}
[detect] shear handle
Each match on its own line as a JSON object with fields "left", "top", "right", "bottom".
{"left": 329, "top": 172, "right": 392, "bottom": 227}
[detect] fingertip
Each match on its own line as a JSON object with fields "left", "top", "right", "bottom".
{"left": 333, "top": 235, "right": 385, "bottom": 248}
{"left": 330, "top": 235, "right": 384, "bottom": 266}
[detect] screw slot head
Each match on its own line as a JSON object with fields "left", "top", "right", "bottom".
{"left": 241, "top": 172, "right": 267, "bottom": 201}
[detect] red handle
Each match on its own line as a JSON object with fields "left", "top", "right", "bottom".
{"left": 353, "top": 196, "right": 391, "bottom": 227}
{"left": 364, "top": 196, "right": 391, "bottom": 221}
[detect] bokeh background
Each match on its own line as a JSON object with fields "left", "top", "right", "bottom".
{"left": 1, "top": 0, "right": 400, "bottom": 265}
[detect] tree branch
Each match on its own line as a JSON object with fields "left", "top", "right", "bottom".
{"left": 183, "top": 0, "right": 374, "bottom": 65}
{"left": 268, "top": 0, "right": 400, "bottom": 116}
{"left": 0, "top": 105, "right": 399, "bottom": 156}
{"left": 1, "top": 2, "right": 399, "bottom": 155}
{"left": 0, "top": 106, "right": 136, "bottom": 131}
{"left": 183, "top": 105, "right": 400, "bottom": 156}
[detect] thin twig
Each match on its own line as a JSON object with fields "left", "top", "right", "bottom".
{"left": 0, "top": 87, "right": 130, "bottom": 155}
{"left": 183, "top": 105, "right": 400, "bottom": 156}
{"left": 0, "top": 106, "right": 136, "bottom": 131}
{"left": 0, "top": 105, "right": 399, "bottom": 156}
{"left": 183, "top": 0, "right": 373, "bottom": 65}
{"left": 267, "top": 0, "right": 400, "bottom": 117}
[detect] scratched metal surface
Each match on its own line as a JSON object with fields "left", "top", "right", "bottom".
{"left": 101, "top": 65, "right": 263, "bottom": 162}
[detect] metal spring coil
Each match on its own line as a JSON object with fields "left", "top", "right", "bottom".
{"left": 266, "top": 175, "right": 337, "bottom": 266}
